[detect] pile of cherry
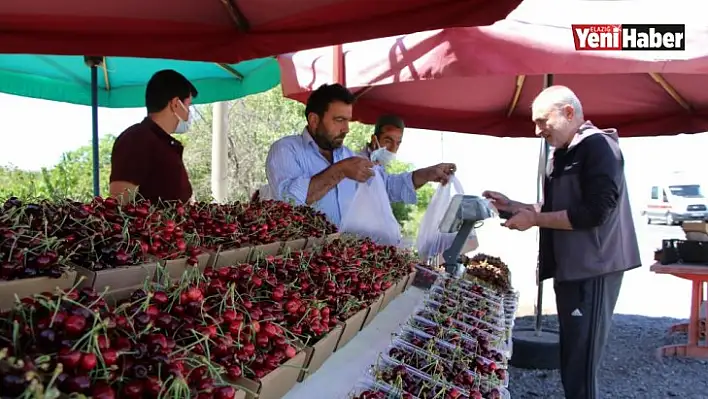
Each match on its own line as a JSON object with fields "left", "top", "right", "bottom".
{"left": 460, "top": 254, "right": 512, "bottom": 293}
{"left": 0, "top": 196, "right": 337, "bottom": 279}
{"left": 0, "top": 236, "right": 414, "bottom": 398}
{"left": 352, "top": 264, "right": 517, "bottom": 399}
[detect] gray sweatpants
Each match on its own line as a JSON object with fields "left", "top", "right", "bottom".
{"left": 554, "top": 271, "right": 624, "bottom": 399}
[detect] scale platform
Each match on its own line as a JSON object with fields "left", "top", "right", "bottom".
{"left": 439, "top": 194, "right": 498, "bottom": 276}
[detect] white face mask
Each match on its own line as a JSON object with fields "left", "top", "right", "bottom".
{"left": 370, "top": 147, "right": 397, "bottom": 166}
{"left": 174, "top": 101, "right": 192, "bottom": 134}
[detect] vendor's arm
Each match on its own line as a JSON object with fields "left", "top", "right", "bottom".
{"left": 266, "top": 140, "right": 331, "bottom": 205}
{"left": 267, "top": 141, "right": 374, "bottom": 205}
{"left": 109, "top": 134, "right": 148, "bottom": 204}
{"left": 411, "top": 163, "right": 457, "bottom": 189}
{"left": 535, "top": 136, "right": 621, "bottom": 231}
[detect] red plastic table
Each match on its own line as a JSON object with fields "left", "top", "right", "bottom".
{"left": 650, "top": 262, "right": 708, "bottom": 359}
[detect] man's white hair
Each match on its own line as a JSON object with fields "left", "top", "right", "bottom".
{"left": 532, "top": 85, "right": 584, "bottom": 120}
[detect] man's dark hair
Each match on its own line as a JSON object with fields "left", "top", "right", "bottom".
{"left": 145, "top": 69, "right": 198, "bottom": 113}
{"left": 304, "top": 83, "right": 355, "bottom": 120}
{"left": 374, "top": 115, "right": 405, "bottom": 137}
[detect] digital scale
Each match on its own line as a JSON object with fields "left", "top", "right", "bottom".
{"left": 438, "top": 195, "right": 510, "bottom": 277}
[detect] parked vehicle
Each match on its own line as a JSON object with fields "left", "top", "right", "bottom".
{"left": 642, "top": 180, "right": 708, "bottom": 225}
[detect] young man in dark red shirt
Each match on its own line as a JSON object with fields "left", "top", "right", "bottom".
{"left": 109, "top": 69, "right": 198, "bottom": 204}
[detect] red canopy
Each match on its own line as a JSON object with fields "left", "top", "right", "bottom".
{"left": 0, "top": 0, "right": 520, "bottom": 63}
{"left": 279, "top": 2, "right": 708, "bottom": 137}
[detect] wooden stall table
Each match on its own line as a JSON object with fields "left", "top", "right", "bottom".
{"left": 650, "top": 262, "right": 708, "bottom": 359}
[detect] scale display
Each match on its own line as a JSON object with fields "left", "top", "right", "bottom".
{"left": 439, "top": 195, "right": 497, "bottom": 233}
{"left": 440, "top": 195, "right": 498, "bottom": 275}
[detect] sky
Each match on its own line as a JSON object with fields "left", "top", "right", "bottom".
{"left": 2, "top": 92, "right": 708, "bottom": 210}
{"left": 0, "top": 93, "right": 145, "bottom": 169}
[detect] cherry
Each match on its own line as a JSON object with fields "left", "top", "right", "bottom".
{"left": 58, "top": 348, "right": 82, "bottom": 369}
{"left": 214, "top": 386, "right": 238, "bottom": 399}
{"left": 64, "top": 315, "right": 87, "bottom": 335}
{"left": 80, "top": 352, "right": 97, "bottom": 371}
{"left": 121, "top": 380, "right": 144, "bottom": 398}
{"left": 92, "top": 382, "right": 117, "bottom": 399}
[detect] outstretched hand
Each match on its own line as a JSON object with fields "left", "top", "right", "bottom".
{"left": 482, "top": 190, "right": 513, "bottom": 213}
{"left": 502, "top": 207, "right": 537, "bottom": 231}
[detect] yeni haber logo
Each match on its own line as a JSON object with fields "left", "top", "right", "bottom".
{"left": 571, "top": 24, "right": 686, "bottom": 50}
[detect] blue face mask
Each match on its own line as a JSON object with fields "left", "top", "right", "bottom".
{"left": 174, "top": 101, "right": 192, "bottom": 134}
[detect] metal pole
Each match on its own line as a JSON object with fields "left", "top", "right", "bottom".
{"left": 83, "top": 56, "right": 103, "bottom": 198}
{"left": 534, "top": 74, "right": 553, "bottom": 335}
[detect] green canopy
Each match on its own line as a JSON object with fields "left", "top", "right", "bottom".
{"left": 0, "top": 55, "right": 280, "bottom": 107}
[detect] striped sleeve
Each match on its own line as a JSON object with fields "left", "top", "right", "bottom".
{"left": 266, "top": 139, "right": 310, "bottom": 205}
{"left": 379, "top": 167, "right": 417, "bottom": 204}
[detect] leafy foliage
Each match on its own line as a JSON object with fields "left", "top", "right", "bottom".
{"left": 0, "top": 86, "right": 434, "bottom": 238}
{"left": 0, "top": 136, "right": 114, "bottom": 201}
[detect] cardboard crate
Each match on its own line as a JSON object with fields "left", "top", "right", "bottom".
{"left": 304, "top": 235, "right": 326, "bottom": 249}
{"left": 153, "top": 252, "right": 212, "bottom": 282}
{"left": 103, "top": 284, "right": 146, "bottom": 305}
{"left": 394, "top": 276, "right": 407, "bottom": 296}
{"left": 379, "top": 284, "right": 398, "bottom": 311}
{"left": 334, "top": 307, "right": 369, "bottom": 352}
{"left": 281, "top": 238, "right": 307, "bottom": 254}
{"left": 237, "top": 347, "right": 307, "bottom": 399}
{"left": 298, "top": 324, "right": 344, "bottom": 381}
{"left": 325, "top": 233, "right": 341, "bottom": 243}
{"left": 361, "top": 295, "right": 384, "bottom": 330}
{"left": 404, "top": 269, "right": 417, "bottom": 291}
{"left": 74, "top": 262, "right": 158, "bottom": 292}
{"left": 249, "top": 241, "right": 284, "bottom": 261}
{"left": 0, "top": 270, "right": 78, "bottom": 310}
{"left": 212, "top": 246, "right": 253, "bottom": 269}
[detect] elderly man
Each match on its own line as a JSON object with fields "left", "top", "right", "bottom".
{"left": 484, "top": 85, "right": 640, "bottom": 399}
{"left": 266, "top": 83, "right": 456, "bottom": 227}
{"left": 359, "top": 114, "right": 405, "bottom": 165}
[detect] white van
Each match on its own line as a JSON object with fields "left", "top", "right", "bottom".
{"left": 643, "top": 181, "right": 708, "bottom": 225}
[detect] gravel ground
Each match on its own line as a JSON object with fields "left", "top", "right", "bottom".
{"left": 510, "top": 315, "right": 708, "bottom": 399}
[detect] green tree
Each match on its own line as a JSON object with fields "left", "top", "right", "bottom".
{"left": 0, "top": 136, "right": 114, "bottom": 201}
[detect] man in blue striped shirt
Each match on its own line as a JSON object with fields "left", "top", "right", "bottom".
{"left": 266, "top": 84, "right": 456, "bottom": 227}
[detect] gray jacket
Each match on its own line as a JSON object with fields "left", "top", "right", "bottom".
{"left": 539, "top": 122, "right": 641, "bottom": 282}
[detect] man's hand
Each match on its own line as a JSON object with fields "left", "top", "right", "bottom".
{"left": 414, "top": 163, "right": 457, "bottom": 187}
{"left": 482, "top": 190, "right": 513, "bottom": 212}
{"left": 503, "top": 208, "right": 538, "bottom": 231}
{"left": 336, "top": 157, "right": 375, "bottom": 182}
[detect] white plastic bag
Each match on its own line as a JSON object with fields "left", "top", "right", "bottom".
{"left": 416, "top": 176, "right": 478, "bottom": 262}
{"left": 340, "top": 169, "right": 402, "bottom": 246}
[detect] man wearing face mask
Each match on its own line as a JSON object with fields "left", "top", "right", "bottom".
{"left": 266, "top": 83, "right": 456, "bottom": 227}
{"left": 359, "top": 115, "right": 405, "bottom": 166}
{"left": 110, "top": 69, "right": 197, "bottom": 204}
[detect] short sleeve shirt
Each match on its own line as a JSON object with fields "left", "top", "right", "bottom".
{"left": 109, "top": 118, "right": 192, "bottom": 203}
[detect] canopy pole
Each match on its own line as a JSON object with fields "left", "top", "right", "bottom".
{"left": 534, "top": 74, "right": 553, "bottom": 336}
{"left": 211, "top": 102, "right": 230, "bottom": 203}
{"left": 506, "top": 75, "right": 526, "bottom": 117}
{"left": 648, "top": 72, "right": 692, "bottom": 111}
{"left": 84, "top": 56, "right": 103, "bottom": 198}
{"left": 333, "top": 45, "right": 344, "bottom": 85}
